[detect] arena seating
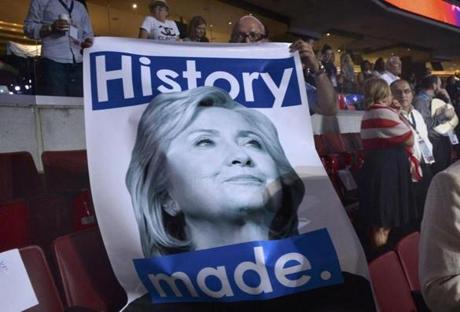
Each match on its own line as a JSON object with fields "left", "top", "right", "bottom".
{"left": 41, "top": 150, "right": 90, "bottom": 194}
{"left": 369, "top": 250, "right": 417, "bottom": 311}
{"left": 52, "top": 227, "right": 127, "bottom": 311}
{"left": 0, "top": 199, "right": 30, "bottom": 252}
{"left": 20, "top": 246, "right": 64, "bottom": 312}
{"left": 0, "top": 151, "right": 44, "bottom": 202}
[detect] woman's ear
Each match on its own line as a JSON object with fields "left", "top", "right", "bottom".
{"left": 161, "top": 194, "right": 180, "bottom": 216}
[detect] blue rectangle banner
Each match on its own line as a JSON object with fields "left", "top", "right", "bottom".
{"left": 89, "top": 52, "right": 302, "bottom": 110}
{"left": 133, "top": 229, "right": 342, "bottom": 303}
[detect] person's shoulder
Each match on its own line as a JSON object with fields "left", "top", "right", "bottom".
{"left": 166, "top": 19, "right": 179, "bottom": 29}
{"left": 30, "top": 0, "right": 49, "bottom": 5}
{"left": 144, "top": 15, "right": 155, "bottom": 21}
{"left": 411, "top": 108, "right": 424, "bottom": 119}
{"left": 430, "top": 161, "right": 460, "bottom": 203}
{"left": 441, "top": 160, "right": 460, "bottom": 182}
{"left": 74, "top": 1, "right": 87, "bottom": 11}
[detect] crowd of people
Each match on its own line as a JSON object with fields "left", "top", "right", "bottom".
{"left": 18, "top": 0, "right": 460, "bottom": 310}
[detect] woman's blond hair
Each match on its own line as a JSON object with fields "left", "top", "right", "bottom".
{"left": 363, "top": 78, "right": 391, "bottom": 109}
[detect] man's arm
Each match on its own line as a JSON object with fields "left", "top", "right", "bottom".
{"left": 24, "top": 0, "right": 45, "bottom": 40}
{"left": 80, "top": 6, "right": 94, "bottom": 49}
{"left": 24, "top": 0, "right": 69, "bottom": 39}
{"left": 312, "top": 70, "right": 338, "bottom": 115}
{"left": 420, "top": 163, "right": 460, "bottom": 311}
{"left": 289, "top": 40, "right": 337, "bottom": 116}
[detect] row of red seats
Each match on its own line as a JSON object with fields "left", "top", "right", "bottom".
{"left": 314, "top": 133, "right": 364, "bottom": 208}
{"left": 0, "top": 190, "right": 96, "bottom": 252}
{"left": 21, "top": 229, "right": 421, "bottom": 311}
{"left": 19, "top": 227, "right": 126, "bottom": 311}
{"left": 0, "top": 150, "right": 89, "bottom": 202}
{"left": 0, "top": 151, "right": 95, "bottom": 253}
{"left": 369, "top": 232, "right": 426, "bottom": 311}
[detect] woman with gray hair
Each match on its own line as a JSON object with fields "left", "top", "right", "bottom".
{"left": 126, "top": 86, "right": 305, "bottom": 258}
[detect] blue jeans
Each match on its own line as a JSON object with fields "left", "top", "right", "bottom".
{"left": 37, "top": 58, "right": 83, "bottom": 96}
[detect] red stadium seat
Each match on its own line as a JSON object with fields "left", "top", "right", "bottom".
{"left": 29, "top": 194, "right": 73, "bottom": 249}
{"left": 41, "top": 150, "right": 90, "bottom": 194}
{"left": 396, "top": 232, "right": 421, "bottom": 291}
{"left": 20, "top": 246, "right": 64, "bottom": 312}
{"left": 52, "top": 227, "right": 127, "bottom": 310}
{"left": 0, "top": 152, "right": 44, "bottom": 201}
{"left": 0, "top": 199, "right": 30, "bottom": 252}
{"left": 314, "top": 135, "right": 328, "bottom": 156}
{"left": 369, "top": 251, "right": 417, "bottom": 312}
{"left": 323, "top": 133, "right": 347, "bottom": 154}
{"left": 342, "top": 133, "right": 362, "bottom": 153}
{"left": 72, "top": 189, "right": 96, "bottom": 231}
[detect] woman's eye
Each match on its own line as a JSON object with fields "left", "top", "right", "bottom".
{"left": 195, "top": 138, "right": 214, "bottom": 147}
{"left": 245, "top": 139, "right": 263, "bottom": 149}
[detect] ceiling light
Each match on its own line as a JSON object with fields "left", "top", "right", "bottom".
{"left": 228, "top": 21, "right": 232, "bottom": 25}
{"left": 132, "top": 3, "right": 138, "bottom": 9}
{"left": 326, "top": 33, "right": 331, "bottom": 37}
{"left": 337, "top": 49, "right": 341, "bottom": 53}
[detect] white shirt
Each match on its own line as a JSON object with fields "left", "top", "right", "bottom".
{"left": 402, "top": 108, "right": 434, "bottom": 163}
{"left": 379, "top": 71, "right": 399, "bottom": 85}
{"left": 140, "top": 16, "right": 179, "bottom": 41}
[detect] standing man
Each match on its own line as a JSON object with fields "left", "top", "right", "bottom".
{"left": 391, "top": 79, "right": 434, "bottom": 217}
{"left": 380, "top": 55, "right": 402, "bottom": 85}
{"left": 414, "top": 75, "right": 457, "bottom": 174}
{"left": 24, "top": 0, "right": 94, "bottom": 97}
{"left": 229, "top": 15, "right": 337, "bottom": 116}
{"left": 419, "top": 160, "right": 460, "bottom": 311}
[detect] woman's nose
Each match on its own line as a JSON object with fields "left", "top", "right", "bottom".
{"left": 226, "top": 145, "right": 253, "bottom": 166}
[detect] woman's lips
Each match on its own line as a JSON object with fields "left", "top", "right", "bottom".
{"left": 224, "top": 174, "right": 264, "bottom": 185}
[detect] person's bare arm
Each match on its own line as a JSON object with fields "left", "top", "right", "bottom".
{"left": 138, "top": 29, "right": 149, "bottom": 39}
{"left": 289, "top": 40, "right": 337, "bottom": 116}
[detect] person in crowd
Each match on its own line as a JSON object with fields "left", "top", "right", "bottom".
{"left": 24, "top": 0, "right": 94, "bottom": 96}
{"left": 419, "top": 160, "right": 460, "bottom": 311}
{"left": 340, "top": 52, "right": 356, "bottom": 93}
{"left": 138, "top": 0, "right": 180, "bottom": 41}
{"left": 357, "top": 60, "right": 373, "bottom": 91}
{"left": 125, "top": 86, "right": 375, "bottom": 312}
{"left": 320, "top": 44, "right": 338, "bottom": 88}
{"left": 446, "top": 75, "right": 460, "bottom": 106}
{"left": 413, "top": 75, "right": 457, "bottom": 174}
{"left": 183, "top": 16, "right": 209, "bottom": 42}
{"left": 391, "top": 79, "right": 434, "bottom": 218}
{"left": 359, "top": 78, "right": 418, "bottom": 251}
{"left": 380, "top": 55, "right": 402, "bottom": 85}
{"left": 372, "top": 57, "right": 385, "bottom": 77}
{"left": 229, "top": 15, "right": 337, "bottom": 116}
{"left": 408, "top": 72, "right": 417, "bottom": 92}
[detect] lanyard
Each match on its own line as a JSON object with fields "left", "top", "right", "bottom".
{"left": 402, "top": 111, "right": 419, "bottom": 135}
{"left": 58, "top": 0, "right": 74, "bottom": 18}
{"left": 408, "top": 111, "right": 416, "bottom": 129}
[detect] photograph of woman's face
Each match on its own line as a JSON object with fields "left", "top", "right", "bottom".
{"left": 165, "top": 106, "right": 283, "bottom": 222}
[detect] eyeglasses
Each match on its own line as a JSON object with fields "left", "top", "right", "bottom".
{"left": 235, "top": 31, "right": 266, "bottom": 43}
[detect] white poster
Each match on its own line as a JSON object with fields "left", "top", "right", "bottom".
{"left": 0, "top": 249, "right": 38, "bottom": 312}
{"left": 84, "top": 37, "right": 374, "bottom": 310}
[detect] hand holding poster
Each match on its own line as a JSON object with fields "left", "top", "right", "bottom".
{"left": 84, "top": 37, "right": 375, "bottom": 310}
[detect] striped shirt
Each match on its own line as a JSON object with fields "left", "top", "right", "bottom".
{"left": 361, "top": 103, "right": 422, "bottom": 181}
{"left": 361, "top": 103, "right": 413, "bottom": 150}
